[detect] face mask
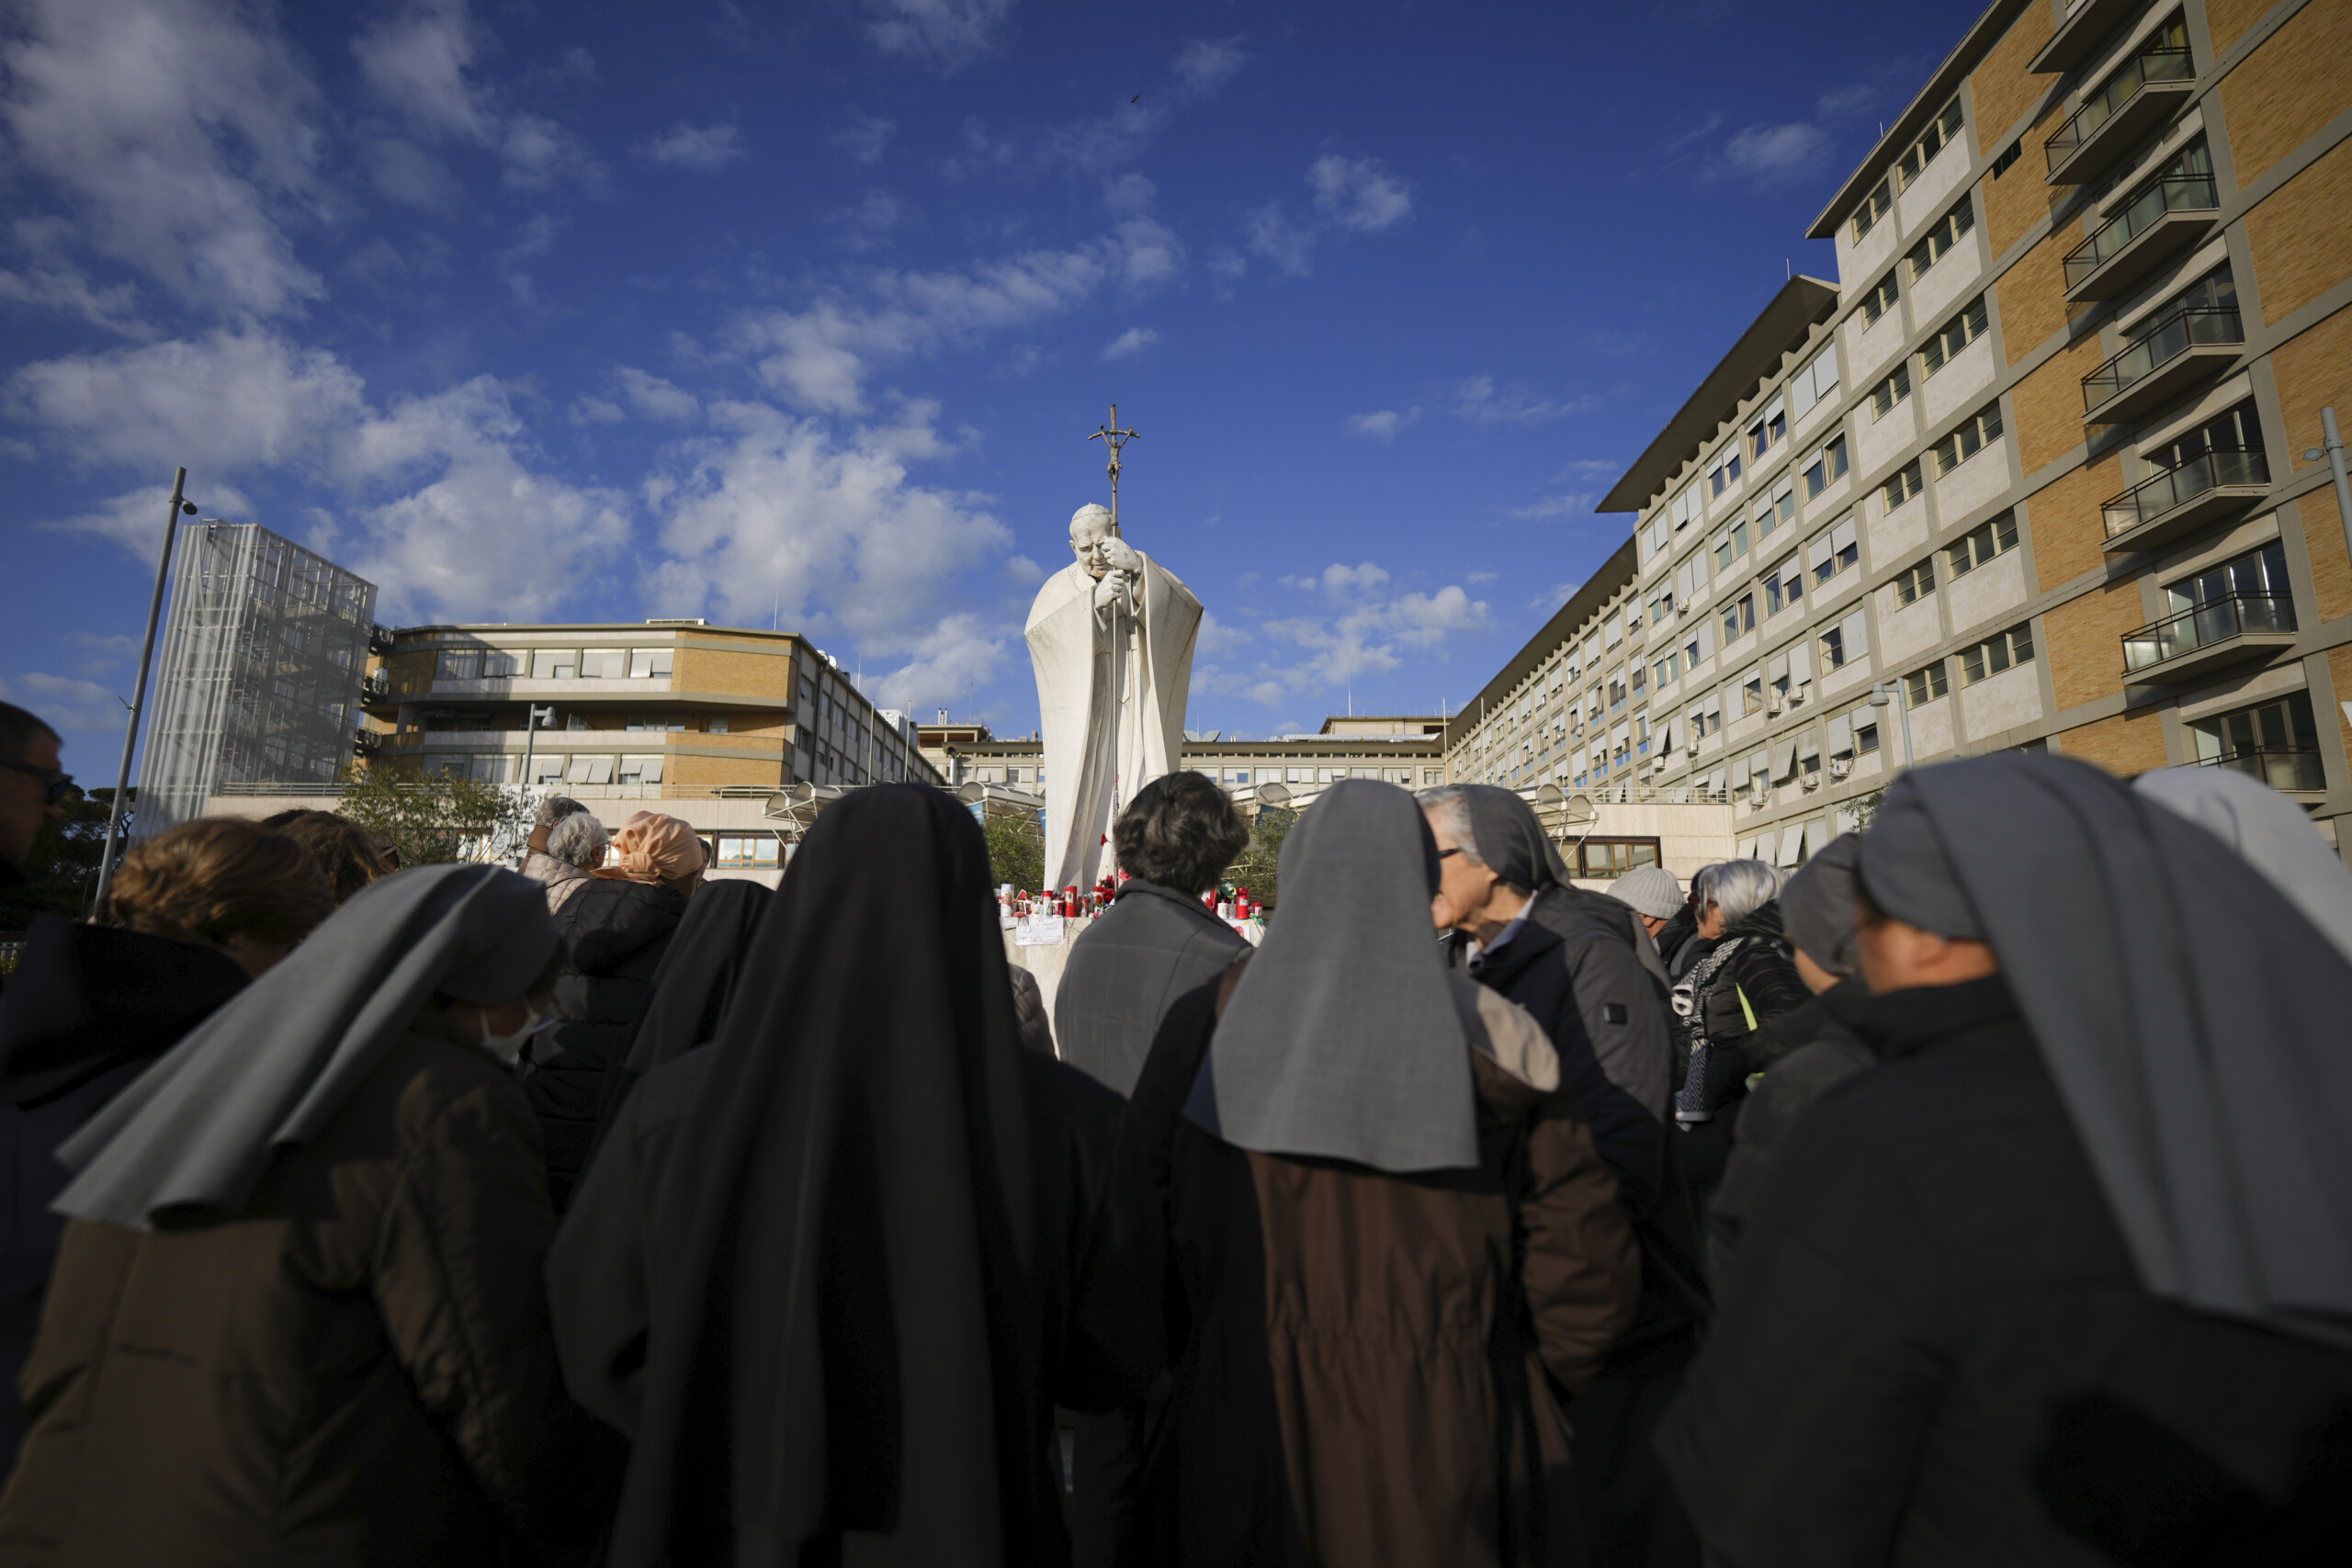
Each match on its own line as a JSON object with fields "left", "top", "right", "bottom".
{"left": 477, "top": 1006, "right": 552, "bottom": 1065}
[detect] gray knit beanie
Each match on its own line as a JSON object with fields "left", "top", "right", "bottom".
{"left": 1606, "top": 864, "right": 1682, "bottom": 920}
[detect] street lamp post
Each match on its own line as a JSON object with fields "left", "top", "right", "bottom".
{"left": 89, "top": 468, "right": 198, "bottom": 919}
{"left": 514, "top": 705, "right": 555, "bottom": 865}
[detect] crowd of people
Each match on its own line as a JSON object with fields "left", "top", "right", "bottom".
{"left": 0, "top": 693, "right": 2348, "bottom": 1565}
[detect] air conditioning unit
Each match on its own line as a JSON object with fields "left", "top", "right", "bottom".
{"left": 1791, "top": 681, "right": 1812, "bottom": 705}
{"left": 1651, "top": 755, "right": 1669, "bottom": 773}
{"left": 1684, "top": 742, "right": 1700, "bottom": 759}
{"left": 1830, "top": 758, "right": 1853, "bottom": 780}
{"left": 1801, "top": 773, "right": 1822, "bottom": 793}
{"left": 1767, "top": 695, "right": 1783, "bottom": 716}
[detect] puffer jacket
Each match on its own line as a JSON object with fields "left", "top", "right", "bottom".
{"left": 0, "top": 1015, "right": 616, "bottom": 1566}
{"left": 524, "top": 877, "right": 688, "bottom": 1209}
{"left": 1673, "top": 900, "right": 1808, "bottom": 1194}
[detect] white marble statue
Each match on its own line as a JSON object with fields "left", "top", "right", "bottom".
{"left": 1025, "top": 503, "right": 1202, "bottom": 892}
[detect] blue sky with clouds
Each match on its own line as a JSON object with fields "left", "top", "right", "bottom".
{"left": 1, "top": 0, "right": 1977, "bottom": 769}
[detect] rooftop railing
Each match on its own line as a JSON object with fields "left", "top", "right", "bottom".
{"left": 2101, "top": 446, "right": 2267, "bottom": 539}
{"left": 2199, "top": 745, "right": 2324, "bottom": 791}
{"left": 2064, "top": 174, "right": 2219, "bottom": 289}
{"left": 2082, "top": 305, "right": 2243, "bottom": 414}
{"left": 2120, "top": 591, "right": 2294, "bottom": 673}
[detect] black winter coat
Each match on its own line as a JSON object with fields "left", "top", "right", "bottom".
{"left": 1658, "top": 976, "right": 2352, "bottom": 1567}
{"left": 1457, "top": 891, "right": 1708, "bottom": 1365}
{"left": 525, "top": 878, "right": 688, "bottom": 1209}
{"left": 1054, "top": 881, "right": 1247, "bottom": 1099}
{"left": 1675, "top": 901, "right": 1809, "bottom": 1193}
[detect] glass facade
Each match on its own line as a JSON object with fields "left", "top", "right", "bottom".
{"left": 136, "top": 523, "right": 377, "bottom": 836}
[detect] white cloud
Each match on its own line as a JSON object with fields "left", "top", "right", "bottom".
{"left": 1242, "top": 202, "right": 1315, "bottom": 276}
{"left": 639, "top": 122, "right": 743, "bottom": 173}
{"left": 1509, "top": 492, "right": 1594, "bottom": 521}
{"left": 0, "top": 672, "right": 124, "bottom": 735}
{"left": 1453, "top": 374, "right": 1597, "bottom": 425}
{"left": 826, "top": 188, "right": 910, "bottom": 252}
{"left": 1722, "top": 122, "right": 1831, "bottom": 182}
{"left": 1308, "top": 154, "right": 1413, "bottom": 231}
{"left": 861, "top": 0, "right": 1012, "bottom": 72}
{"left": 1102, "top": 326, "right": 1159, "bottom": 361}
{"left": 0, "top": 0, "right": 326, "bottom": 319}
{"left": 643, "top": 400, "right": 1015, "bottom": 712}
{"left": 614, "top": 367, "right": 699, "bottom": 421}
{"left": 944, "top": 98, "right": 1170, "bottom": 182}
{"left": 1173, "top": 36, "right": 1250, "bottom": 97}
{"left": 353, "top": 0, "right": 600, "bottom": 191}
{"left": 6, "top": 330, "right": 366, "bottom": 470}
{"left": 43, "top": 479, "right": 258, "bottom": 556}
{"left": 1314, "top": 562, "right": 1390, "bottom": 597}
{"left": 1347, "top": 407, "right": 1420, "bottom": 442}
{"left": 1249, "top": 581, "right": 1493, "bottom": 694}
{"left": 831, "top": 112, "right": 897, "bottom": 164}
{"left": 1102, "top": 172, "right": 1156, "bottom": 214}
{"left": 729, "top": 219, "right": 1181, "bottom": 413}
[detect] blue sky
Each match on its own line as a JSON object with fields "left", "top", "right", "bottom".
{"left": 0, "top": 0, "right": 1979, "bottom": 772}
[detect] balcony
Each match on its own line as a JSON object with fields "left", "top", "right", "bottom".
{"left": 2199, "top": 746, "right": 2326, "bottom": 795}
{"left": 2031, "top": 0, "right": 2150, "bottom": 73}
{"left": 2120, "top": 592, "right": 2297, "bottom": 685}
{"left": 2064, "top": 175, "right": 2219, "bottom": 300}
{"left": 2101, "top": 446, "right": 2269, "bottom": 554}
{"left": 2047, "top": 46, "right": 2196, "bottom": 186}
{"left": 2082, "top": 305, "right": 2243, "bottom": 423}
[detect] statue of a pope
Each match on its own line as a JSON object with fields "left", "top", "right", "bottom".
{"left": 1025, "top": 503, "right": 1203, "bottom": 892}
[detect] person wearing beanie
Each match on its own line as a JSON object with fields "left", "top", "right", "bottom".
{"left": 1608, "top": 864, "right": 1683, "bottom": 937}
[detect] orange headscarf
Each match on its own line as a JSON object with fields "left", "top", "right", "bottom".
{"left": 593, "top": 811, "right": 707, "bottom": 889}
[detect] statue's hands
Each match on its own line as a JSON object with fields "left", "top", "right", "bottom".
{"left": 1099, "top": 536, "right": 1142, "bottom": 577}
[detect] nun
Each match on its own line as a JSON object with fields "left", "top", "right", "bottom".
{"left": 1657, "top": 754, "right": 2352, "bottom": 1565}
{"left": 585, "top": 876, "right": 774, "bottom": 1143}
{"left": 0, "top": 863, "right": 613, "bottom": 1567}
{"left": 546, "top": 783, "right": 1124, "bottom": 1567}
{"left": 1085, "top": 779, "right": 1640, "bottom": 1566}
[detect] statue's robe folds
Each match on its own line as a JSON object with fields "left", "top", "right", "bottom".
{"left": 1024, "top": 555, "right": 1202, "bottom": 892}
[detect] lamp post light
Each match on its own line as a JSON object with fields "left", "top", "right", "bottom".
{"left": 89, "top": 468, "right": 199, "bottom": 919}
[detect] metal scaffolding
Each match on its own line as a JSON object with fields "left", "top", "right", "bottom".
{"left": 135, "top": 523, "right": 377, "bottom": 838}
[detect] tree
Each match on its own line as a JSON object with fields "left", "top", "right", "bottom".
{"left": 1225, "top": 805, "right": 1294, "bottom": 911}
{"left": 980, "top": 807, "right": 1046, "bottom": 894}
{"left": 336, "top": 763, "right": 518, "bottom": 867}
{"left": 0, "top": 783, "right": 125, "bottom": 930}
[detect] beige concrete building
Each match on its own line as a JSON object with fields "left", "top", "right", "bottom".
{"left": 1597, "top": 0, "right": 2352, "bottom": 861}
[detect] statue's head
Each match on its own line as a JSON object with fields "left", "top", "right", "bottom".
{"left": 1069, "top": 503, "right": 1119, "bottom": 580}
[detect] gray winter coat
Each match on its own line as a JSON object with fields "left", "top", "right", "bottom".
{"left": 1054, "top": 880, "right": 1247, "bottom": 1097}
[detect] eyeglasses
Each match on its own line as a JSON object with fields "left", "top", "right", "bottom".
{"left": 0, "top": 760, "right": 73, "bottom": 807}
{"left": 1435, "top": 847, "right": 1462, "bottom": 860}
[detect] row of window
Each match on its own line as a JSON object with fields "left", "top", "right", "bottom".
{"left": 434, "top": 647, "right": 675, "bottom": 682}
{"left": 1851, "top": 97, "right": 1964, "bottom": 243}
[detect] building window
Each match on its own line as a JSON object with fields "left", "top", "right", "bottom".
{"left": 1721, "top": 593, "right": 1755, "bottom": 642}
{"left": 1882, "top": 460, "right": 1925, "bottom": 511}
{"left": 616, "top": 754, "right": 667, "bottom": 784}
{"left": 580, "top": 649, "right": 628, "bottom": 679}
{"left": 1851, "top": 179, "right": 1894, "bottom": 241}
{"left": 626, "top": 716, "right": 685, "bottom": 731}
{"left": 436, "top": 650, "right": 481, "bottom": 681}
{"left": 1932, "top": 401, "right": 2006, "bottom": 477}
{"left": 1894, "top": 558, "right": 1937, "bottom": 605}
{"left": 1990, "top": 140, "right": 2022, "bottom": 178}
{"left": 1810, "top": 516, "right": 1860, "bottom": 584}
{"left": 1905, "top": 661, "right": 1950, "bottom": 706}
{"left": 532, "top": 649, "right": 575, "bottom": 679}
{"left": 1574, "top": 838, "right": 1662, "bottom": 879}
{"left": 1714, "top": 523, "right": 1748, "bottom": 572}
{"left": 1654, "top": 649, "right": 1682, "bottom": 688}
{"left": 1753, "top": 481, "right": 1798, "bottom": 541}
{"left": 1959, "top": 623, "right": 2035, "bottom": 684}
{"left": 481, "top": 650, "right": 523, "bottom": 678}
{"left": 1861, "top": 271, "right": 1902, "bottom": 328}
{"left": 1871, "top": 362, "right": 1913, "bottom": 419}
{"left": 1788, "top": 343, "right": 1840, "bottom": 417}
{"left": 1765, "top": 554, "right": 1804, "bottom": 615}
{"left": 1803, "top": 434, "right": 1849, "bottom": 499}
{"left": 1855, "top": 710, "right": 1881, "bottom": 752}
{"left": 1898, "top": 97, "right": 1964, "bottom": 189}
{"left": 1819, "top": 608, "right": 1871, "bottom": 670}
{"left": 529, "top": 753, "right": 564, "bottom": 784}
{"left": 1741, "top": 670, "right": 1765, "bottom": 713}
{"left": 629, "top": 649, "right": 674, "bottom": 678}
{"left": 1747, "top": 397, "right": 1788, "bottom": 461}
{"left": 707, "top": 715, "right": 730, "bottom": 734}
{"left": 1906, "top": 196, "right": 1976, "bottom": 281}
{"left": 566, "top": 754, "right": 616, "bottom": 784}
{"left": 1922, "top": 295, "right": 1990, "bottom": 376}
{"left": 713, "top": 832, "right": 783, "bottom": 869}
{"left": 1708, "top": 445, "right": 1744, "bottom": 495}
{"left": 2148, "top": 397, "right": 2264, "bottom": 478}
{"left": 1947, "top": 511, "right": 2019, "bottom": 577}
{"left": 2190, "top": 691, "right": 2323, "bottom": 790}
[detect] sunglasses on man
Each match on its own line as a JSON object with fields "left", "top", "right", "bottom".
{"left": 1, "top": 760, "right": 74, "bottom": 807}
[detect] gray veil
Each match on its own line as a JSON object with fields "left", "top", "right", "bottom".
{"left": 56, "top": 863, "right": 557, "bottom": 1230}
{"left": 2132, "top": 764, "right": 2352, "bottom": 964}
{"left": 1858, "top": 754, "right": 2352, "bottom": 1347}
{"left": 1183, "top": 779, "right": 1479, "bottom": 1173}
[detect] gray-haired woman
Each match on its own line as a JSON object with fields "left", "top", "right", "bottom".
{"left": 1671, "top": 859, "right": 1807, "bottom": 1202}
